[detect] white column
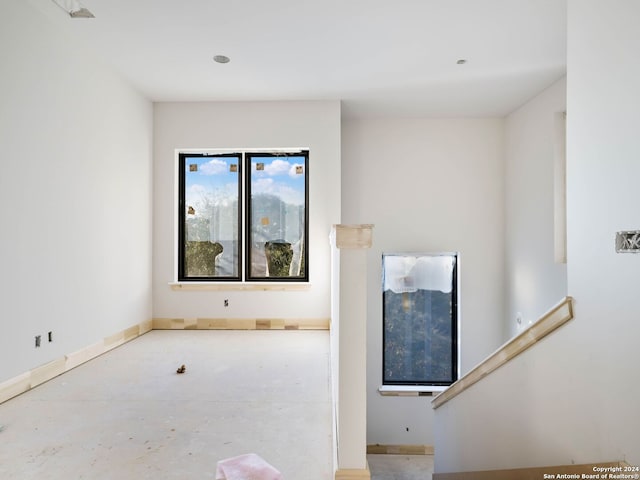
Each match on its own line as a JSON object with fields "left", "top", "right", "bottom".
{"left": 330, "top": 224, "right": 373, "bottom": 480}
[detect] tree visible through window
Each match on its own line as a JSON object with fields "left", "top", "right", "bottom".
{"left": 382, "top": 253, "right": 458, "bottom": 386}
{"left": 178, "top": 151, "right": 308, "bottom": 282}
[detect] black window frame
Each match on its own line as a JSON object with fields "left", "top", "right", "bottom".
{"left": 177, "top": 150, "right": 309, "bottom": 283}
{"left": 178, "top": 152, "right": 243, "bottom": 282}
{"left": 245, "top": 151, "right": 309, "bottom": 283}
{"left": 381, "top": 252, "right": 459, "bottom": 387}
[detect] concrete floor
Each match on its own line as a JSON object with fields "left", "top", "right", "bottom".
{"left": 368, "top": 454, "right": 434, "bottom": 480}
{"left": 0, "top": 330, "right": 332, "bottom": 479}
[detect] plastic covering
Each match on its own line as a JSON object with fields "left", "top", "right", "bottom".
{"left": 383, "top": 254, "right": 455, "bottom": 294}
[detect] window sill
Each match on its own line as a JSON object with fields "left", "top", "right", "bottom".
{"left": 378, "top": 385, "right": 448, "bottom": 397}
{"left": 169, "top": 282, "right": 311, "bottom": 291}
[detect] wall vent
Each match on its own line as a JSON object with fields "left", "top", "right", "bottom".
{"left": 615, "top": 231, "right": 640, "bottom": 253}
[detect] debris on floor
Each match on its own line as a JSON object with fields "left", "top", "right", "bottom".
{"left": 176, "top": 364, "right": 186, "bottom": 374}
{"left": 216, "top": 453, "right": 282, "bottom": 480}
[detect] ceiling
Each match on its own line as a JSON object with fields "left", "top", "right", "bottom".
{"left": 34, "top": 0, "right": 567, "bottom": 118}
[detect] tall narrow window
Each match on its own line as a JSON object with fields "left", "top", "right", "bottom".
{"left": 178, "top": 153, "right": 241, "bottom": 281}
{"left": 178, "top": 150, "right": 309, "bottom": 282}
{"left": 382, "top": 253, "right": 458, "bottom": 386}
{"left": 247, "top": 152, "right": 308, "bottom": 281}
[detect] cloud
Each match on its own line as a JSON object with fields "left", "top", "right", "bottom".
{"left": 253, "top": 159, "right": 294, "bottom": 176}
{"left": 276, "top": 185, "right": 304, "bottom": 206}
{"left": 187, "top": 183, "right": 207, "bottom": 197}
{"left": 265, "top": 159, "right": 291, "bottom": 175}
{"left": 253, "top": 178, "right": 275, "bottom": 190}
{"left": 185, "top": 184, "right": 207, "bottom": 209}
{"left": 252, "top": 159, "right": 305, "bottom": 181}
{"left": 252, "top": 178, "right": 304, "bottom": 205}
{"left": 199, "top": 158, "right": 228, "bottom": 175}
{"left": 186, "top": 183, "right": 238, "bottom": 212}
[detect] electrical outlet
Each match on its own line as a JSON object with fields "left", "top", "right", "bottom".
{"left": 224, "top": 299, "right": 229, "bottom": 307}
{"left": 35, "top": 335, "right": 41, "bottom": 348}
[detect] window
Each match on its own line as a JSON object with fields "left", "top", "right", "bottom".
{"left": 382, "top": 252, "right": 458, "bottom": 386}
{"left": 178, "top": 150, "right": 308, "bottom": 282}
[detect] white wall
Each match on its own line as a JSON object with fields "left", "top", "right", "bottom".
{"left": 564, "top": 0, "right": 640, "bottom": 465}
{"left": 330, "top": 239, "right": 341, "bottom": 471}
{"left": 152, "top": 101, "right": 341, "bottom": 320}
{"left": 333, "top": 229, "right": 371, "bottom": 471}
{"left": 504, "top": 77, "right": 568, "bottom": 338}
{"left": 433, "top": 1, "right": 640, "bottom": 472}
{"left": 341, "top": 118, "right": 505, "bottom": 446}
{"left": 0, "top": 0, "right": 153, "bottom": 383}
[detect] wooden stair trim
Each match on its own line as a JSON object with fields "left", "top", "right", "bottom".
{"left": 432, "top": 296, "right": 573, "bottom": 409}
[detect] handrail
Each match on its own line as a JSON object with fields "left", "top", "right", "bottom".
{"left": 432, "top": 296, "right": 574, "bottom": 409}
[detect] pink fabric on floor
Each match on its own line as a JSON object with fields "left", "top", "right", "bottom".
{"left": 215, "top": 453, "right": 283, "bottom": 480}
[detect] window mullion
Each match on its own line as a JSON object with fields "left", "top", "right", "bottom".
{"left": 241, "top": 152, "right": 247, "bottom": 282}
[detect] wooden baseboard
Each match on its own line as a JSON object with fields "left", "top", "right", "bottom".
{"left": 433, "top": 461, "right": 627, "bottom": 480}
{"left": 1, "top": 317, "right": 326, "bottom": 405}
{"left": 0, "top": 319, "right": 152, "bottom": 405}
{"left": 367, "top": 444, "right": 434, "bottom": 455}
{"left": 1, "top": 318, "right": 325, "bottom": 404}
{"left": 335, "top": 467, "right": 371, "bottom": 480}
{"left": 152, "top": 317, "right": 330, "bottom": 330}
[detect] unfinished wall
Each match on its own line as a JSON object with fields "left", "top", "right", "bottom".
{"left": 0, "top": 0, "right": 153, "bottom": 384}
{"left": 563, "top": 0, "right": 640, "bottom": 465}
{"left": 341, "top": 118, "right": 505, "bottom": 447}
{"left": 152, "top": 101, "right": 341, "bottom": 321}
{"left": 504, "top": 77, "right": 568, "bottom": 339}
{"left": 433, "top": 1, "right": 640, "bottom": 473}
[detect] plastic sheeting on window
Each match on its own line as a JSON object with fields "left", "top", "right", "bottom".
{"left": 383, "top": 253, "right": 455, "bottom": 294}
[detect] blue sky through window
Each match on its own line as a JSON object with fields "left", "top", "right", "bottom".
{"left": 184, "top": 155, "right": 306, "bottom": 209}
{"left": 251, "top": 156, "right": 306, "bottom": 206}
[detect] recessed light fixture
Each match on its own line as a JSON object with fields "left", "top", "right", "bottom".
{"left": 50, "top": 0, "right": 94, "bottom": 18}
{"left": 456, "top": 59, "right": 467, "bottom": 65}
{"left": 213, "top": 55, "right": 231, "bottom": 64}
